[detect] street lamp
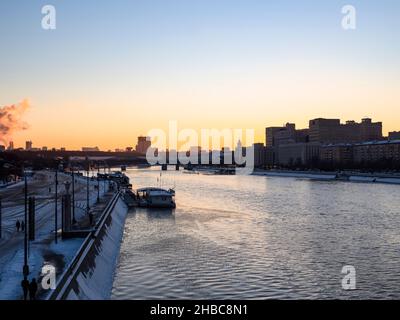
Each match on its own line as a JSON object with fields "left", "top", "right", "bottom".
{"left": 22, "top": 166, "right": 29, "bottom": 278}
{"left": 86, "top": 158, "right": 90, "bottom": 215}
{"left": 72, "top": 166, "right": 76, "bottom": 224}
{"left": 97, "top": 163, "right": 100, "bottom": 202}
{"left": 0, "top": 197, "right": 2, "bottom": 239}
{"left": 54, "top": 164, "right": 58, "bottom": 244}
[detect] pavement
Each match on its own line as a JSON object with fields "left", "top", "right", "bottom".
{"left": 0, "top": 170, "right": 111, "bottom": 300}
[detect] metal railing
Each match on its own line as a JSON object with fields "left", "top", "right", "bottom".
{"left": 46, "top": 191, "right": 121, "bottom": 300}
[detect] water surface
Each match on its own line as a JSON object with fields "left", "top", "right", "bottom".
{"left": 111, "top": 168, "right": 400, "bottom": 299}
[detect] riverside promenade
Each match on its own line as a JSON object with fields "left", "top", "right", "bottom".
{"left": 0, "top": 170, "right": 110, "bottom": 300}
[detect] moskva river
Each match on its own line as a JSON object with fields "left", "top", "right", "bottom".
{"left": 111, "top": 167, "right": 400, "bottom": 299}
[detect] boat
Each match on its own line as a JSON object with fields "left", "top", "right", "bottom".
{"left": 136, "top": 187, "right": 176, "bottom": 208}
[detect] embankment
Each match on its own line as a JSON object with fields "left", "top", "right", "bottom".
{"left": 48, "top": 193, "right": 128, "bottom": 300}
{"left": 253, "top": 170, "right": 400, "bottom": 185}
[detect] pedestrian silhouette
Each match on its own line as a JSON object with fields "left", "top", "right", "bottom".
{"left": 21, "top": 277, "right": 29, "bottom": 300}
{"left": 21, "top": 221, "right": 25, "bottom": 232}
{"left": 29, "top": 278, "right": 38, "bottom": 300}
{"left": 16, "top": 220, "right": 21, "bottom": 232}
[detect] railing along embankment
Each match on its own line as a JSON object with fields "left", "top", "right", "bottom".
{"left": 47, "top": 191, "right": 128, "bottom": 300}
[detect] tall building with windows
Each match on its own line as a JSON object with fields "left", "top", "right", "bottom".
{"left": 136, "top": 136, "right": 151, "bottom": 154}
{"left": 265, "top": 123, "right": 309, "bottom": 147}
{"left": 389, "top": 131, "right": 400, "bottom": 140}
{"left": 25, "top": 140, "right": 33, "bottom": 151}
{"left": 309, "top": 118, "right": 382, "bottom": 144}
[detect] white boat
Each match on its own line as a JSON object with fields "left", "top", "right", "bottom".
{"left": 136, "top": 187, "right": 176, "bottom": 208}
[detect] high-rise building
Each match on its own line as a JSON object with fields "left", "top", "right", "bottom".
{"left": 389, "top": 131, "right": 400, "bottom": 140}
{"left": 252, "top": 143, "right": 266, "bottom": 167}
{"left": 0, "top": 145, "right": 5, "bottom": 152}
{"left": 265, "top": 123, "right": 309, "bottom": 147}
{"left": 135, "top": 136, "right": 151, "bottom": 154}
{"left": 309, "top": 118, "right": 382, "bottom": 144}
{"left": 8, "top": 141, "right": 14, "bottom": 150}
{"left": 25, "top": 141, "right": 33, "bottom": 151}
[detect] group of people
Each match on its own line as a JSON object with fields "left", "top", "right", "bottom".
{"left": 21, "top": 277, "right": 38, "bottom": 300}
{"left": 15, "top": 219, "right": 25, "bottom": 232}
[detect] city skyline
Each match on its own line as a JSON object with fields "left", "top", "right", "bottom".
{"left": 3, "top": 115, "right": 399, "bottom": 152}
{"left": 1, "top": 1, "right": 400, "bottom": 149}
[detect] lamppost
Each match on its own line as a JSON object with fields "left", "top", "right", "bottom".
{"left": 86, "top": 159, "right": 90, "bottom": 215}
{"left": 23, "top": 167, "right": 29, "bottom": 278}
{"left": 54, "top": 164, "right": 58, "bottom": 244}
{"left": 103, "top": 162, "right": 106, "bottom": 193}
{"left": 0, "top": 197, "right": 2, "bottom": 239}
{"left": 72, "top": 166, "right": 76, "bottom": 224}
{"left": 97, "top": 164, "right": 100, "bottom": 202}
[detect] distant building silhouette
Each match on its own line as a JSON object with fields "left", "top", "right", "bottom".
{"left": 82, "top": 147, "right": 100, "bottom": 152}
{"left": 309, "top": 118, "right": 382, "bottom": 144}
{"left": 25, "top": 140, "right": 32, "bottom": 151}
{"left": 264, "top": 117, "right": 386, "bottom": 167}
{"left": 389, "top": 131, "right": 400, "bottom": 141}
{"left": 136, "top": 136, "right": 151, "bottom": 155}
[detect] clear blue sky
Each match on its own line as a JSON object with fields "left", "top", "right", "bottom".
{"left": 0, "top": 0, "right": 399, "bottom": 149}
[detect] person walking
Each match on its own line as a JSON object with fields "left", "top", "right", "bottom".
{"left": 28, "top": 278, "right": 38, "bottom": 300}
{"left": 16, "top": 220, "right": 21, "bottom": 232}
{"left": 21, "top": 277, "right": 29, "bottom": 300}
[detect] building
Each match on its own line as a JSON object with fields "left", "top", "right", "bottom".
{"left": 320, "top": 144, "right": 354, "bottom": 164}
{"left": 265, "top": 123, "right": 309, "bottom": 147}
{"left": 309, "top": 118, "right": 382, "bottom": 144}
{"left": 353, "top": 140, "right": 400, "bottom": 164}
{"left": 136, "top": 136, "right": 151, "bottom": 154}
{"left": 0, "top": 145, "right": 5, "bottom": 152}
{"left": 7, "top": 141, "right": 14, "bottom": 151}
{"left": 265, "top": 147, "right": 275, "bottom": 167}
{"left": 82, "top": 147, "right": 100, "bottom": 152}
{"left": 25, "top": 141, "right": 33, "bottom": 151}
{"left": 42, "top": 146, "right": 48, "bottom": 151}
{"left": 277, "top": 143, "right": 320, "bottom": 166}
{"left": 389, "top": 131, "right": 400, "bottom": 140}
{"left": 252, "top": 143, "right": 266, "bottom": 167}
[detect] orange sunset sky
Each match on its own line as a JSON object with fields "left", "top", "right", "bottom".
{"left": 1, "top": 1, "right": 399, "bottom": 150}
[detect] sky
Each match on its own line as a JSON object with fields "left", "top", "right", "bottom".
{"left": 0, "top": 0, "right": 400, "bottom": 150}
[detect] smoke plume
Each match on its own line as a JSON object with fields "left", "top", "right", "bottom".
{"left": 0, "top": 99, "right": 30, "bottom": 145}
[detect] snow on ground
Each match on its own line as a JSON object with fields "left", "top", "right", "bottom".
{"left": 253, "top": 170, "right": 336, "bottom": 180}
{"left": 0, "top": 170, "right": 108, "bottom": 300}
{"left": 66, "top": 198, "right": 128, "bottom": 300}
{"left": 253, "top": 170, "right": 400, "bottom": 184}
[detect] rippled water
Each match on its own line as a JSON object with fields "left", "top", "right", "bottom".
{"left": 111, "top": 168, "right": 400, "bottom": 299}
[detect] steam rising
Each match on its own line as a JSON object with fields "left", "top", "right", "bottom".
{"left": 0, "top": 99, "right": 30, "bottom": 145}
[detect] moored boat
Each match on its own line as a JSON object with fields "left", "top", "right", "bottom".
{"left": 136, "top": 187, "right": 176, "bottom": 208}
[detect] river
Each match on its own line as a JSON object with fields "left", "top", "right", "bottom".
{"left": 111, "top": 167, "right": 400, "bottom": 299}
